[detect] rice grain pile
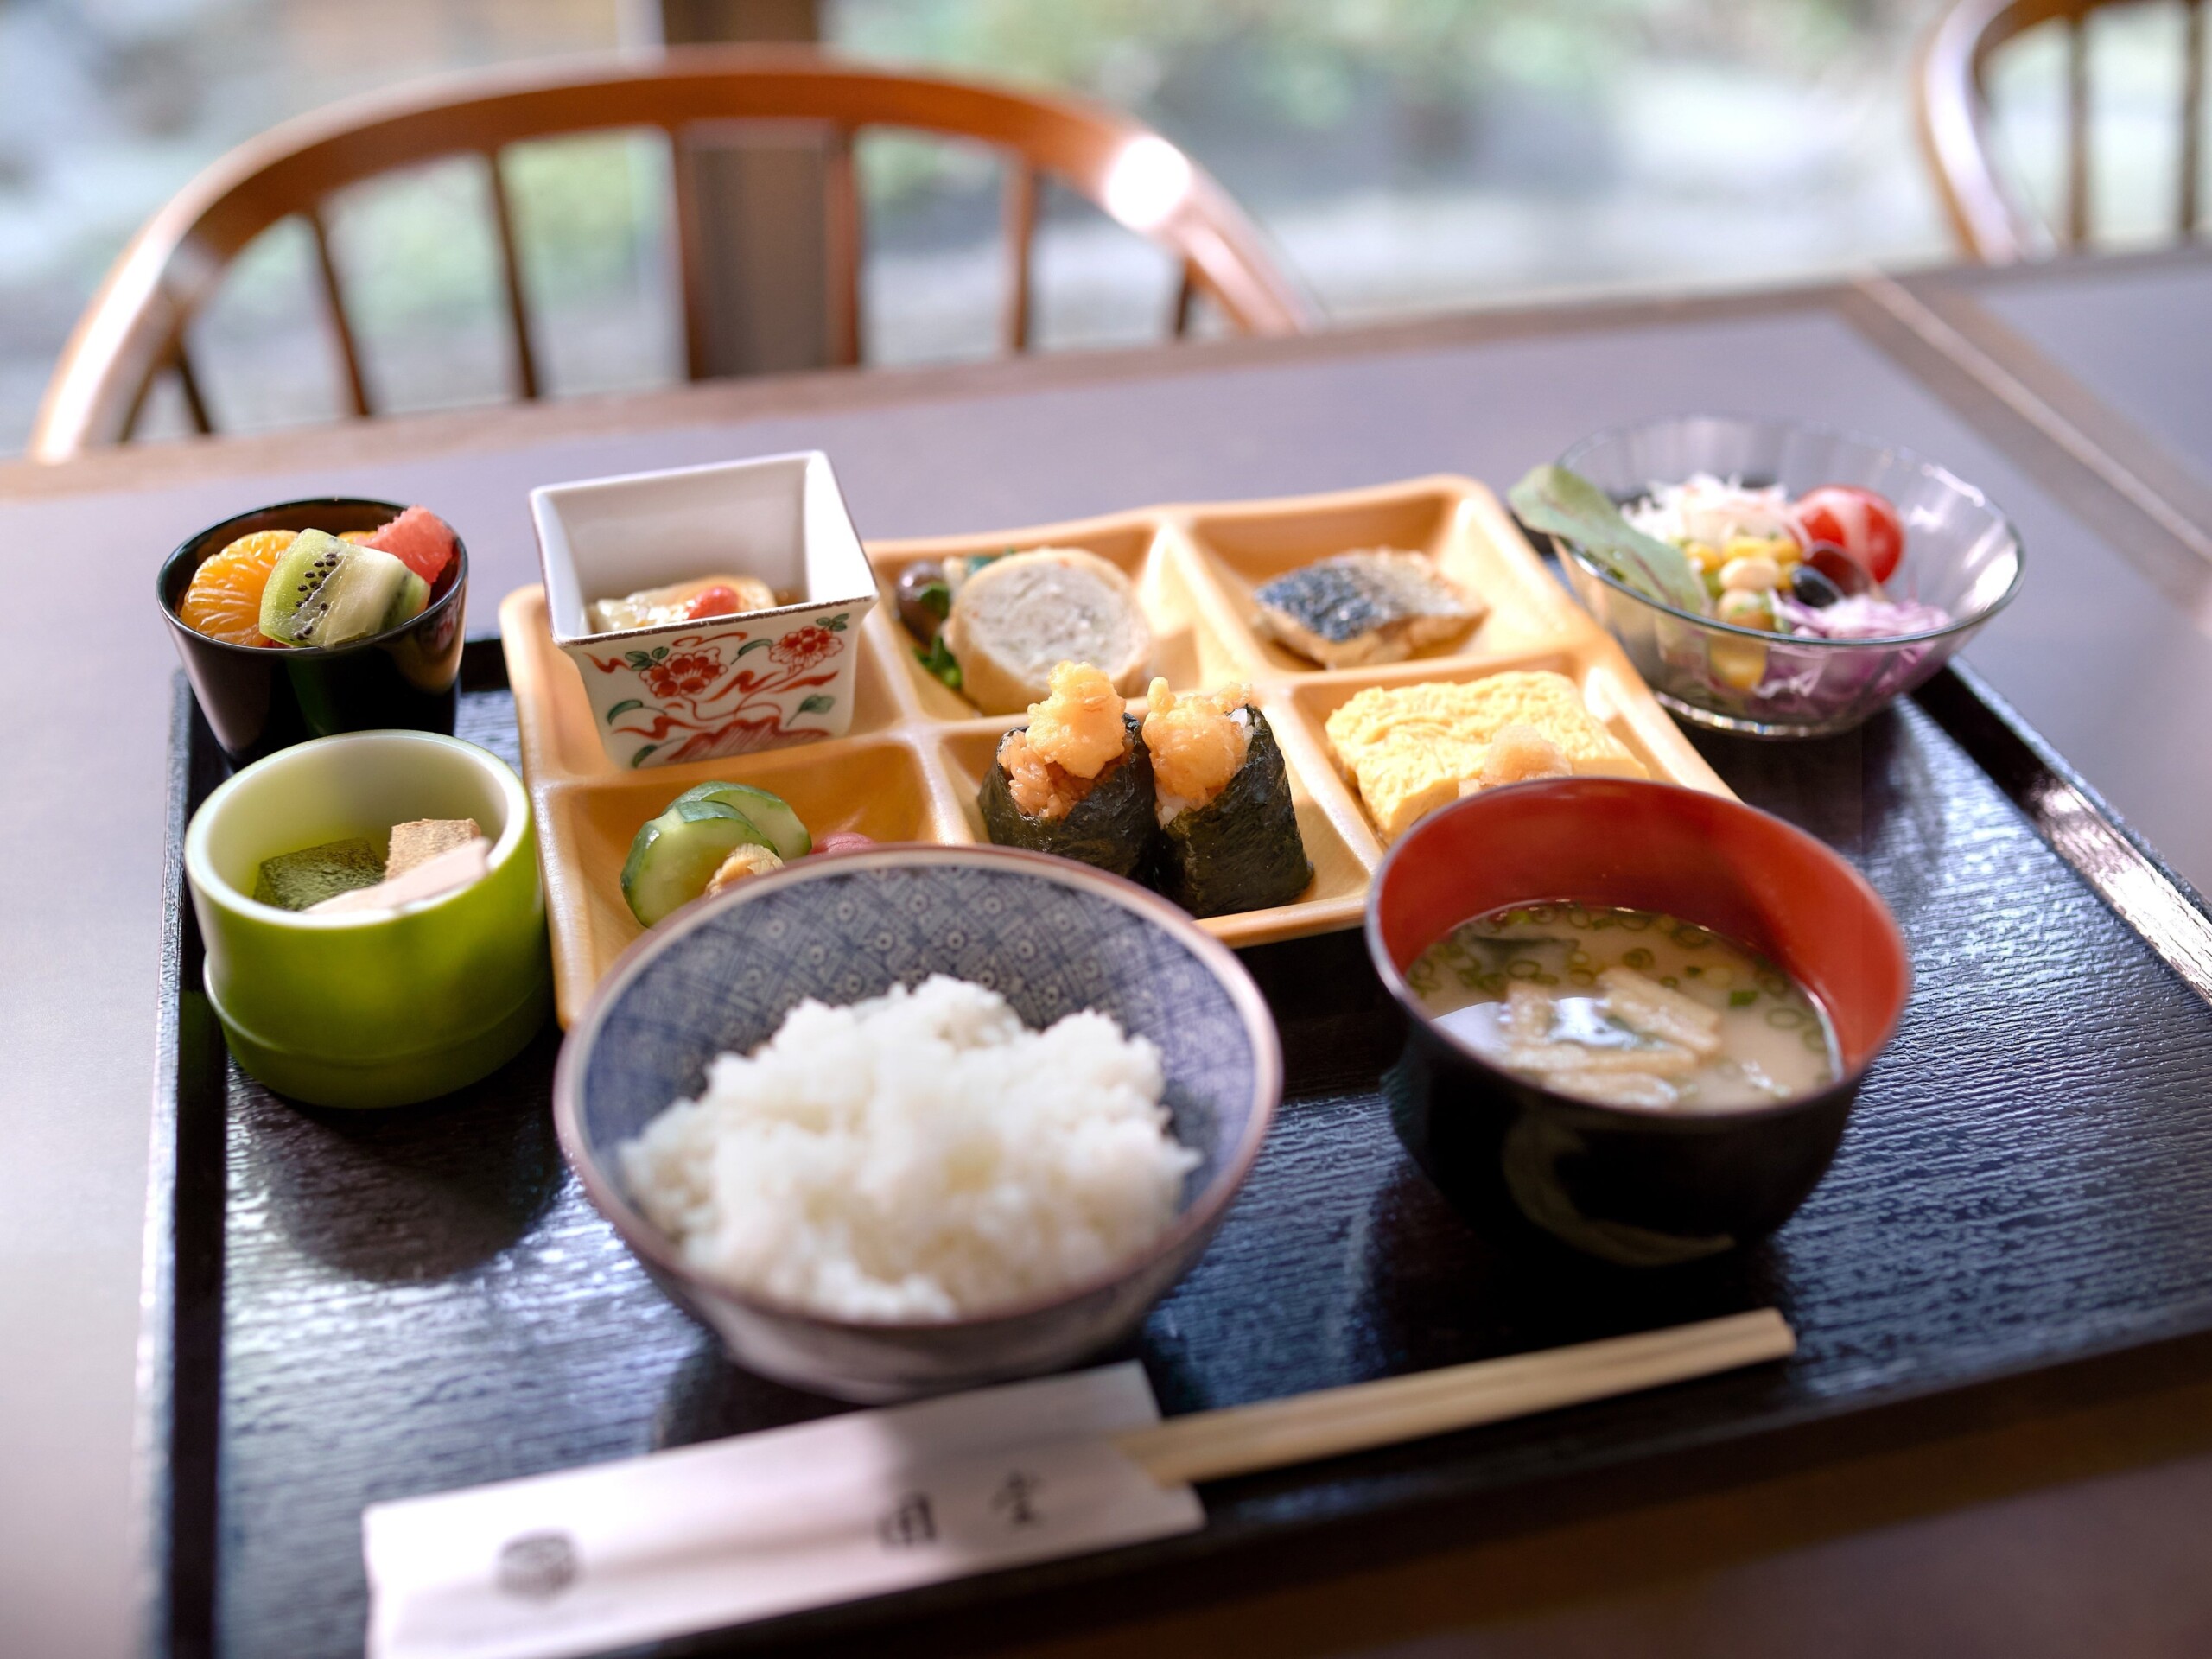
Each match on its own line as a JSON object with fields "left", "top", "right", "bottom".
{"left": 619, "top": 975, "right": 1198, "bottom": 1320}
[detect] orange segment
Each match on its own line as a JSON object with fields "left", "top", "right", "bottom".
{"left": 179, "top": 529, "right": 296, "bottom": 647}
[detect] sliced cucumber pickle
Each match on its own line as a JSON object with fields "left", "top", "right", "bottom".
{"left": 667, "top": 782, "right": 811, "bottom": 861}
{"left": 620, "top": 800, "right": 776, "bottom": 926}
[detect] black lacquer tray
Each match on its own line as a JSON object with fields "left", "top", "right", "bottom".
{"left": 147, "top": 640, "right": 2212, "bottom": 1659}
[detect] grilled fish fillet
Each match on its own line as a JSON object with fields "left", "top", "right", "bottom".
{"left": 1252, "top": 550, "right": 1484, "bottom": 667}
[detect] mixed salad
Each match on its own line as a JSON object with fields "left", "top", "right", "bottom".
{"left": 1618, "top": 474, "right": 1949, "bottom": 645}
{"left": 1510, "top": 465, "right": 1959, "bottom": 721}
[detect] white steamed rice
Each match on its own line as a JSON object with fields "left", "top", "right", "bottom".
{"left": 617, "top": 974, "right": 1199, "bottom": 1321}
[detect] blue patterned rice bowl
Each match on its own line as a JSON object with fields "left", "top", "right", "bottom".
{"left": 554, "top": 844, "right": 1281, "bottom": 1401}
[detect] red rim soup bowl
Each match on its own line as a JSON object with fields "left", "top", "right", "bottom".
{"left": 1365, "top": 778, "right": 1910, "bottom": 1267}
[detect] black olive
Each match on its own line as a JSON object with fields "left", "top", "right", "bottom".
{"left": 895, "top": 560, "right": 952, "bottom": 643}
{"left": 1789, "top": 564, "right": 1845, "bottom": 607}
{"left": 1803, "top": 544, "right": 1873, "bottom": 598}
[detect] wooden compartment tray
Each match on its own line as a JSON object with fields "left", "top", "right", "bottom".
{"left": 502, "top": 476, "right": 1732, "bottom": 1024}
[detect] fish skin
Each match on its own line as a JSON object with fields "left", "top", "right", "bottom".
{"left": 1253, "top": 550, "right": 1484, "bottom": 667}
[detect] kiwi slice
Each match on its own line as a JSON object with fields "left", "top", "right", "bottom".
{"left": 260, "top": 530, "right": 346, "bottom": 643}
{"left": 310, "top": 550, "right": 423, "bottom": 645}
{"left": 261, "top": 530, "right": 430, "bottom": 647}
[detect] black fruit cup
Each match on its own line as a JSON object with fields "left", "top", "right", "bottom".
{"left": 1366, "top": 779, "right": 1910, "bottom": 1268}
{"left": 159, "top": 498, "right": 467, "bottom": 767}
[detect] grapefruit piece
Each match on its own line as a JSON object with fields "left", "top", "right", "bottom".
{"left": 364, "top": 505, "right": 457, "bottom": 584}
{"left": 180, "top": 530, "right": 296, "bottom": 647}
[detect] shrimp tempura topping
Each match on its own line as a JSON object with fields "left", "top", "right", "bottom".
{"left": 1143, "top": 677, "right": 1250, "bottom": 804}
{"left": 1023, "top": 661, "right": 1128, "bottom": 779}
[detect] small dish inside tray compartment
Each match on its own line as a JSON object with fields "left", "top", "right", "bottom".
{"left": 504, "top": 476, "right": 1734, "bottom": 1025}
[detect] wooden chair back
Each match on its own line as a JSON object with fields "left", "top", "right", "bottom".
{"left": 1920, "top": 0, "right": 2206, "bottom": 262}
{"left": 31, "top": 47, "right": 1312, "bottom": 460}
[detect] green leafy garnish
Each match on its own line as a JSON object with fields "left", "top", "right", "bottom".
{"left": 944, "top": 551, "right": 1006, "bottom": 583}
{"left": 1508, "top": 465, "right": 1707, "bottom": 613}
{"left": 1730, "top": 988, "right": 1758, "bottom": 1007}
{"left": 916, "top": 578, "right": 951, "bottom": 620}
{"left": 915, "top": 635, "right": 963, "bottom": 690}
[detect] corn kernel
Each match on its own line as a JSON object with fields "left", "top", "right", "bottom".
{"left": 1683, "top": 541, "right": 1724, "bottom": 573}
{"left": 1709, "top": 635, "right": 1767, "bottom": 690}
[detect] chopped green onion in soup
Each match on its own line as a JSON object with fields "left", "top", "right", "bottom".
{"left": 1406, "top": 905, "right": 1838, "bottom": 1111}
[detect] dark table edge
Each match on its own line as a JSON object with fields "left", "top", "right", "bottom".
{"left": 144, "top": 679, "right": 228, "bottom": 1659}
{"left": 0, "top": 277, "right": 1848, "bottom": 504}
{"left": 137, "top": 684, "right": 186, "bottom": 1659}
{"left": 1872, "top": 262, "right": 2212, "bottom": 563}
{"left": 141, "top": 639, "right": 2212, "bottom": 1658}
{"left": 1837, "top": 267, "right": 2212, "bottom": 629}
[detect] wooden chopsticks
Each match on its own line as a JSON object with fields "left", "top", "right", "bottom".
{"left": 1116, "top": 1309, "right": 1794, "bottom": 1487}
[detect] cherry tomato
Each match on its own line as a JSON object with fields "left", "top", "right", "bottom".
{"left": 1789, "top": 486, "right": 1904, "bottom": 583}
{"left": 680, "top": 584, "right": 744, "bottom": 620}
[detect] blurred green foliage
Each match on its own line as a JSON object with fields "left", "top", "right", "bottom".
{"left": 832, "top": 0, "right": 1915, "bottom": 200}
{"left": 504, "top": 135, "right": 669, "bottom": 307}
{"left": 835, "top": 0, "right": 1905, "bottom": 114}
{"left": 207, "top": 134, "right": 665, "bottom": 335}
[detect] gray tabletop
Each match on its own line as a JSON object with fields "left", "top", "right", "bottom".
{"left": 9, "top": 289, "right": 2212, "bottom": 1656}
{"left": 1973, "top": 257, "right": 2212, "bottom": 488}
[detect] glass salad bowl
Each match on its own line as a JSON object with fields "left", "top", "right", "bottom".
{"left": 1545, "top": 416, "right": 2024, "bottom": 738}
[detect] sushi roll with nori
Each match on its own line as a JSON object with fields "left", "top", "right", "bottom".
{"left": 979, "top": 661, "right": 1156, "bottom": 878}
{"left": 1141, "top": 678, "right": 1313, "bottom": 918}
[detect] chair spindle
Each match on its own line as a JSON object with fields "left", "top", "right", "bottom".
{"left": 173, "top": 339, "right": 213, "bottom": 435}
{"left": 484, "top": 149, "right": 542, "bottom": 401}
{"left": 118, "top": 353, "right": 159, "bottom": 442}
{"left": 1172, "top": 261, "right": 1198, "bottom": 338}
{"left": 670, "top": 128, "right": 714, "bottom": 383}
{"left": 1001, "top": 158, "right": 1038, "bottom": 354}
{"left": 822, "top": 126, "right": 863, "bottom": 369}
{"left": 2065, "top": 10, "right": 2092, "bottom": 247}
{"left": 2184, "top": 0, "right": 2205, "bottom": 236}
{"left": 307, "top": 205, "right": 372, "bottom": 417}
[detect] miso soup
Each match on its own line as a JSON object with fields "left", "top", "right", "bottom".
{"left": 1405, "top": 903, "right": 1839, "bottom": 1112}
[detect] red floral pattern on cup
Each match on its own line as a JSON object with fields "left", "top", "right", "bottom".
{"left": 770, "top": 625, "right": 838, "bottom": 673}
{"left": 643, "top": 649, "right": 723, "bottom": 700}
{"left": 580, "top": 612, "right": 853, "bottom": 766}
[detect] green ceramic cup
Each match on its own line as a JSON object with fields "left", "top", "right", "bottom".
{"left": 184, "top": 729, "right": 551, "bottom": 1108}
